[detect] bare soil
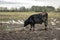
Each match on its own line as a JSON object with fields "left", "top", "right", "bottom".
{"left": 0, "top": 18, "right": 60, "bottom": 40}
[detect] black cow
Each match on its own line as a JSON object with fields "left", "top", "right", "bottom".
{"left": 24, "top": 12, "right": 48, "bottom": 31}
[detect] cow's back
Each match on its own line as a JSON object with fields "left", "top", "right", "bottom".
{"left": 28, "top": 14, "right": 43, "bottom": 24}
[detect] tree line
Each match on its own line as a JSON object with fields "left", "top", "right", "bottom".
{"left": 0, "top": 6, "right": 60, "bottom": 12}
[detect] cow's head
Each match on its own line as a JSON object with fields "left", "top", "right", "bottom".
{"left": 24, "top": 20, "right": 29, "bottom": 27}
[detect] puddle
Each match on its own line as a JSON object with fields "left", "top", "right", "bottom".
{"left": 55, "top": 28, "right": 60, "bottom": 30}
{"left": 53, "top": 38, "right": 57, "bottom": 40}
{"left": 0, "top": 20, "right": 24, "bottom": 24}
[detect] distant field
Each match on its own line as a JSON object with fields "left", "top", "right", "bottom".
{"left": 0, "top": 12, "right": 60, "bottom": 21}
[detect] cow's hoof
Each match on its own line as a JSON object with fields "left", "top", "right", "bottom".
{"left": 30, "top": 29, "right": 32, "bottom": 31}
{"left": 45, "top": 28, "right": 47, "bottom": 30}
{"left": 33, "top": 29, "right": 35, "bottom": 31}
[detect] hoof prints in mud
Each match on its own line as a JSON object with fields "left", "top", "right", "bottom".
{"left": 0, "top": 18, "right": 60, "bottom": 40}
{"left": 0, "top": 29, "right": 60, "bottom": 40}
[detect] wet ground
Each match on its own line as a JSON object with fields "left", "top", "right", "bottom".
{"left": 0, "top": 18, "right": 60, "bottom": 40}
{"left": 0, "top": 28, "right": 60, "bottom": 40}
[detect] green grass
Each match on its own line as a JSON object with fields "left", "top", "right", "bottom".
{"left": 0, "top": 12, "right": 60, "bottom": 21}
{"left": 48, "top": 12, "right": 60, "bottom": 18}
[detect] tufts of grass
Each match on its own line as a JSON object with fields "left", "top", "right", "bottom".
{"left": 0, "top": 12, "right": 60, "bottom": 21}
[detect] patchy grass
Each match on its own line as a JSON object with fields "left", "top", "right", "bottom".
{"left": 0, "top": 12, "right": 36, "bottom": 21}
{"left": 0, "top": 12, "right": 60, "bottom": 40}
{"left": 0, "top": 12, "right": 60, "bottom": 21}
{"left": 48, "top": 12, "right": 60, "bottom": 18}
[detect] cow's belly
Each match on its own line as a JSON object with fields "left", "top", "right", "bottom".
{"left": 34, "top": 20, "right": 43, "bottom": 24}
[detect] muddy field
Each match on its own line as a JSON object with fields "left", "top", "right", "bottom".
{"left": 0, "top": 29, "right": 60, "bottom": 40}
{"left": 0, "top": 18, "right": 60, "bottom": 40}
{"left": 0, "top": 12, "right": 60, "bottom": 40}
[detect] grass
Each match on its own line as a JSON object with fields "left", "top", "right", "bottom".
{"left": 0, "top": 12, "right": 60, "bottom": 32}
{"left": 0, "top": 12, "right": 60, "bottom": 21}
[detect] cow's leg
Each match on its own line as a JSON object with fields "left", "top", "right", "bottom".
{"left": 44, "top": 21, "right": 48, "bottom": 30}
{"left": 30, "top": 24, "right": 35, "bottom": 31}
{"left": 33, "top": 26, "right": 35, "bottom": 31}
{"left": 45, "top": 24, "right": 47, "bottom": 30}
{"left": 32, "top": 24, "right": 35, "bottom": 31}
{"left": 30, "top": 25, "right": 32, "bottom": 30}
{"left": 30, "top": 24, "right": 33, "bottom": 30}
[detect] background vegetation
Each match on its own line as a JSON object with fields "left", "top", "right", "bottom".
{"left": 0, "top": 6, "right": 60, "bottom": 21}
{"left": 0, "top": 6, "right": 60, "bottom": 12}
